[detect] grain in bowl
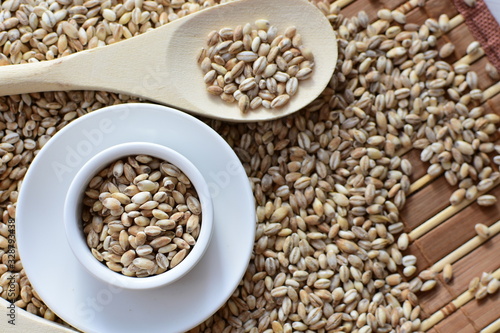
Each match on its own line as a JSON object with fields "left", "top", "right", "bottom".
{"left": 81, "top": 153, "right": 202, "bottom": 278}
{"left": 64, "top": 142, "right": 213, "bottom": 289}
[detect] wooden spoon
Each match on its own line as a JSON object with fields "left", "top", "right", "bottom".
{"left": 0, "top": 298, "right": 75, "bottom": 332}
{"left": 0, "top": 0, "right": 337, "bottom": 122}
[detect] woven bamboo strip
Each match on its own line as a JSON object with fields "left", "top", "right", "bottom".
{"left": 408, "top": 174, "right": 436, "bottom": 195}
{"left": 481, "top": 317, "right": 500, "bottom": 333}
{"left": 454, "top": 48, "right": 486, "bottom": 66}
{"left": 449, "top": 13, "right": 465, "bottom": 28}
{"left": 482, "top": 82, "right": 500, "bottom": 103}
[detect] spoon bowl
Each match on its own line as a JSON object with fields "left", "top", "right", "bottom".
{"left": 0, "top": 0, "right": 337, "bottom": 122}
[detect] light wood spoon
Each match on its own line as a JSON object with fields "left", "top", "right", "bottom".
{"left": 0, "top": 0, "right": 337, "bottom": 122}
{"left": 0, "top": 298, "right": 76, "bottom": 332}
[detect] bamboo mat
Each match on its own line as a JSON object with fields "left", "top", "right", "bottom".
{"left": 334, "top": 0, "right": 500, "bottom": 332}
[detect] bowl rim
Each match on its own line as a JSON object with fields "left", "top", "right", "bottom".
{"left": 64, "top": 141, "right": 213, "bottom": 290}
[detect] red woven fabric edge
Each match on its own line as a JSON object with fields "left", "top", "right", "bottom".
{"left": 452, "top": 0, "right": 500, "bottom": 71}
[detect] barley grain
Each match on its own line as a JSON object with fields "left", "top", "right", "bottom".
{"left": 476, "top": 195, "right": 497, "bottom": 206}
{"left": 475, "top": 223, "right": 490, "bottom": 238}
{"left": 464, "top": 0, "right": 477, "bottom": 7}
{"left": 487, "top": 278, "right": 499, "bottom": 294}
{"left": 439, "top": 43, "right": 455, "bottom": 58}
{"left": 443, "top": 263, "right": 453, "bottom": 283}
{"left": 485, "top": 62, "right": 500, "bottom": 80}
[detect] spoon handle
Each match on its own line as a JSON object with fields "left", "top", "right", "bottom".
{"left": 0, "top": 48, "right": 110, "bottom": 96}
{"left": 0, "top": 35, "right": 165, "bottom": 98}
{"left": 0, "top": 57, "right": 75, "bottom": 96}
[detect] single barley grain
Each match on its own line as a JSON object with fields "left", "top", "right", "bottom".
{"left": 485, "top": 62, "right": 500, "bottom": 80}
{"left": 443, "top": 263, "right": 453, "bottom": 283}
{"left": 476, "top": 194, "right": 497, "bottom": 206}
{"left": 464, "top": 0, "right": 477, "bottom": 7}
{"left": 439, "top": 42, "right": 455, "bottom": 58}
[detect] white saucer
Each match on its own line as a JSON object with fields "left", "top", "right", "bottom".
{"left": 16, "top": 104, "right": 255, "bottom": 333}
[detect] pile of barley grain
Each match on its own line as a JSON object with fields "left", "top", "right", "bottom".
{"left": 82, "top": 154, "right": 202, "bottom": 278}
{"left": 0, "top": 0, "right": 498, "bottom": 331}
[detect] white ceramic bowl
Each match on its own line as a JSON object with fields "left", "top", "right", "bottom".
{"left": 64, "top": 142, "right": 213, "bottom": 290}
